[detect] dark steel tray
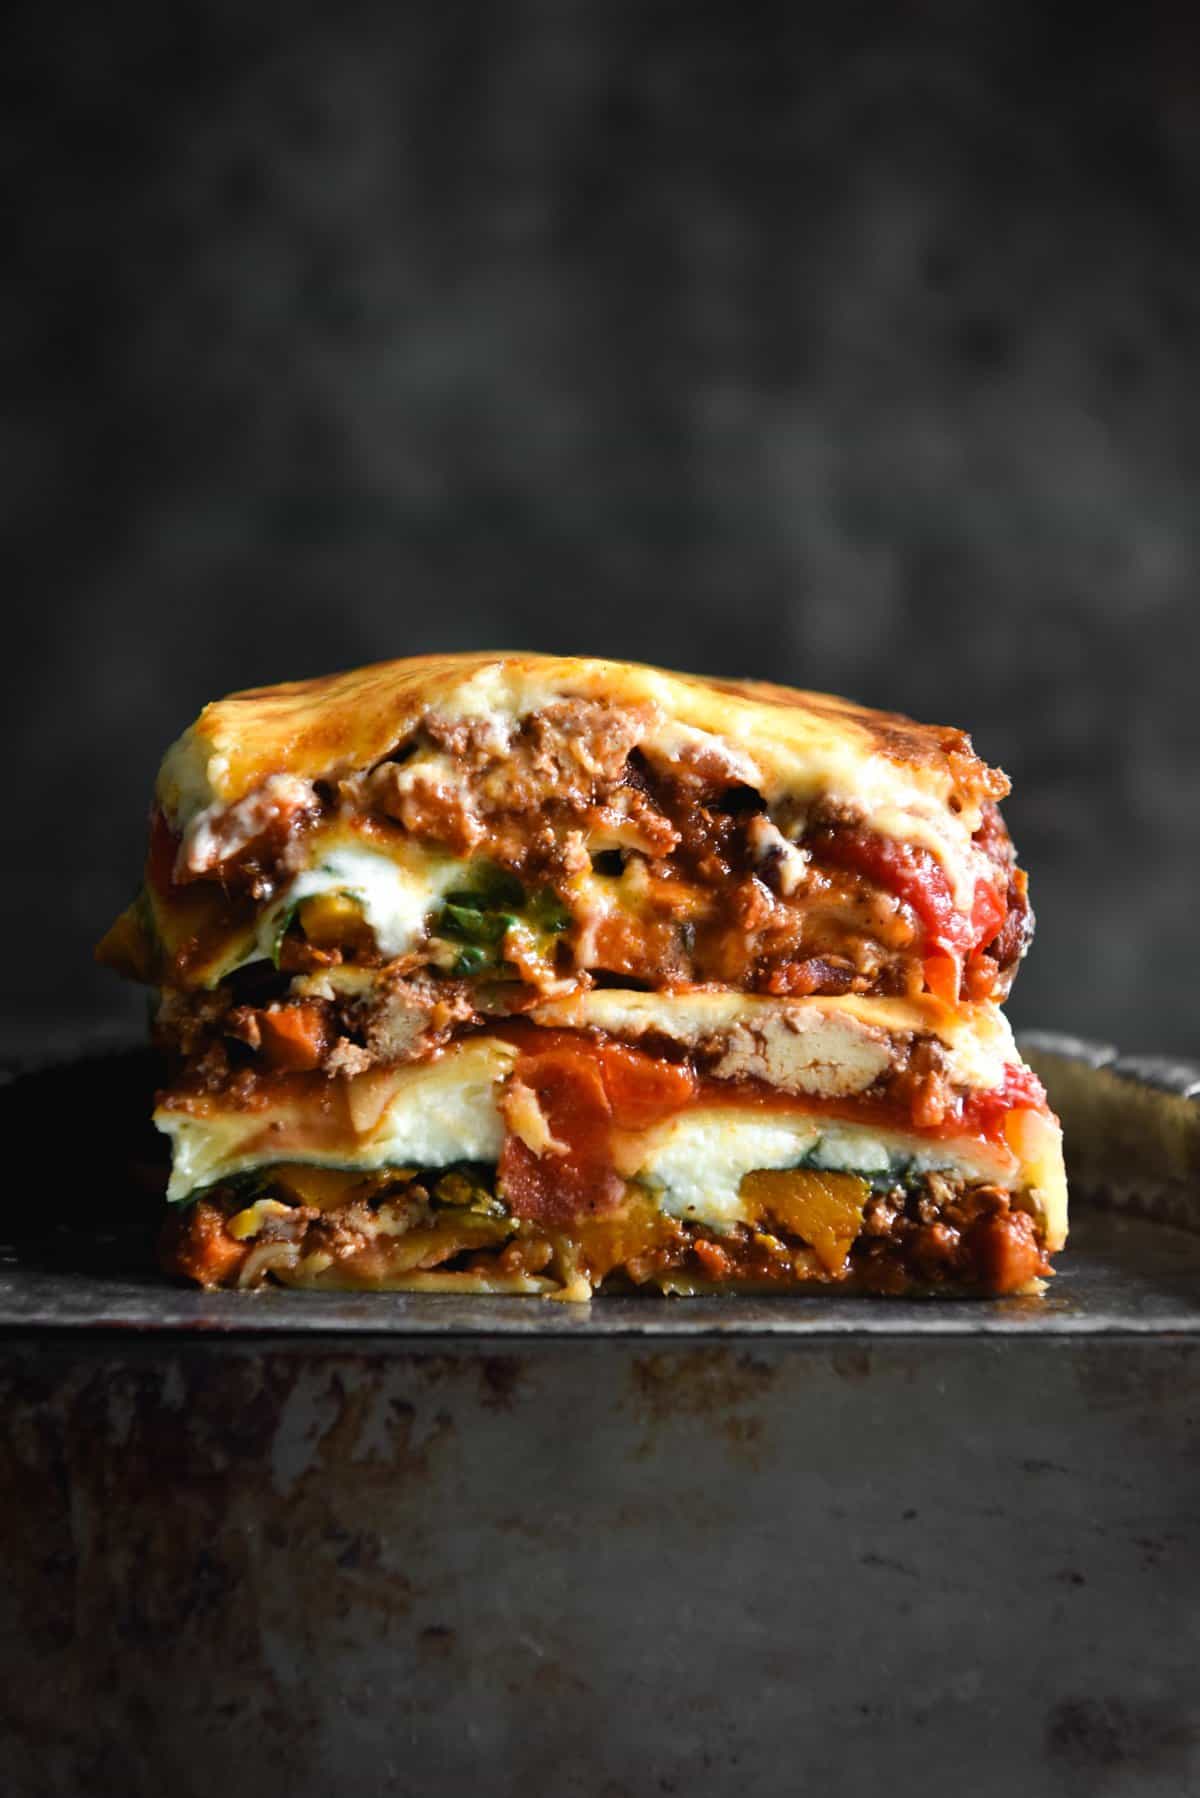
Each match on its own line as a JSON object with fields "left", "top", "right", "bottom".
{"left": 2, "top": 1035, "right": 1197, "bottom": 1798}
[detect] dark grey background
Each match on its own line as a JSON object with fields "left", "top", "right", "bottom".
{"left": 6, "top": 1, "right": 1199, "bottom": 1058}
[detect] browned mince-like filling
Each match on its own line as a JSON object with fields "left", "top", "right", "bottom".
{"left": 154, "top": 969, "right": 490, "bottom": 1085}
{"left": 163, "top": 1169, "right": 1049, "bottom": 1297}
{"left": 144, "top": 703, "right": 1029, "bottom": 1012}
{"left": 152, "top": 1015, "right": 977, "bottom": 1143}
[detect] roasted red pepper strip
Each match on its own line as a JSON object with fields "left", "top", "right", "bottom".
{"left": 499, "top": 1049, "right": 625, "bottom": 1223}
{"left": 498, "top": 1040, "right": 698, "bottom": 1224}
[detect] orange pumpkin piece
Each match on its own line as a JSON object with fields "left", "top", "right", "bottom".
{"left": 298, "top": 892, "right": 376, "bottom": 955}
{"left": 565, "top": 1193, "right": 684, "bottom": 1282}
{"left": 271, "top": 1164, "right": 409, "bottom": 1211}
{"left": 739, "top": 1168, "right": 870, "bottom": 1276}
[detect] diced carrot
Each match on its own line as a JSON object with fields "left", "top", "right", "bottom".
{"left": 968, "top": 1209, "right": 1046, "bottom": 1293}
{"left": 962, "top": 955, "right": 998, "bottom": 1002}
{"left": 162, "top": 1200, "right": 246, "bottom": 1288}
{"left": 922, "top": 950, "right": 961, "bottom": 1005}
{"left": 692, "top": 1237, "right": 733, "bottom": 1280}
{"left": 587, "top": 912, "right": 682, "bottom": 981}
{"left": 257, "top": 1003, "right": 330, "bottom": 1071}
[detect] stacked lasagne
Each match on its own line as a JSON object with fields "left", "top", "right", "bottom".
{"left": 98, "top": 653, "right": 1066, "bottom": 1296}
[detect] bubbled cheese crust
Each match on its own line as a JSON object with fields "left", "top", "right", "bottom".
{"left": 156, "top": 653, "right": 1008, "bottom": 865}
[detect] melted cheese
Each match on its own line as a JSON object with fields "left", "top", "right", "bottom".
{"left": 154, "top": 653, "right": 1007, "bottom": 904}
{"left": 185, "top": 827, "right": 474, "bottom": 985}
{"left": 158, "top": 1038, "right": 517, "bottom": 1201}
{"left": 179, "top": 774, "right": 316, "bottom": 877}
{"left": 211, "top": 835, "right": 475, "bottom": 983}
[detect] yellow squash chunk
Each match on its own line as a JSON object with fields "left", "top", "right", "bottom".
{"left": 227, "top": 1198, "right": 294, "bottom": 1240}
{"left": 739, "top": 1168, "right": 870, "bottom": 1276}
{"left": 298, "top": 891, "right": 374, "bottom": 952}
{"left": 564, "top": 1193, "right": 684, "bottom": 1283}
{"left": 271, "top": 1163, "right": 415, "bottom": 1211}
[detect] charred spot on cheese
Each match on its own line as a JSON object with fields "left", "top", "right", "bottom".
{"left": 156, "top": 655, "right": 1007, "bottom": 831}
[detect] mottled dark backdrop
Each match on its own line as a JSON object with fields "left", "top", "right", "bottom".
{"left": 7, "top": 1, "right": 1200, "bottom": 1057}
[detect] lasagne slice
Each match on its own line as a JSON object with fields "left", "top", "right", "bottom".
{"left": 97, "top": 652, "right": 1067, "bottom": 1297}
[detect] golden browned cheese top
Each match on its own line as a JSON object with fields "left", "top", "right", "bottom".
{"left": 157, "top": 651, "right": 1007, "bottom": 825}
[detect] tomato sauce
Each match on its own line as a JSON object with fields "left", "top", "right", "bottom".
{"left": 810, "top": 825, "right": 1005, "bottom": 958}
{"left": 958, "top": 1063, "right": 1049, "bottom": 1144}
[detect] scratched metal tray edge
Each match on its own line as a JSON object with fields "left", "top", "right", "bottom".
{"left": 0, "top": 1032, "right": 1198, "bottom": 1339}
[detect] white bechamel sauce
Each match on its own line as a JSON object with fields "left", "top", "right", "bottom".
{"left": 219, "top": 839, "right": 475, "bottom": 980}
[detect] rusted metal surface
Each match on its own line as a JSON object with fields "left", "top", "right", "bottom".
{"left": 0, "top": 1032, "right": 1197, "bottom": 1795}
{"left": 2, "top": 1334, "right": 1198, "bottom": 1797}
